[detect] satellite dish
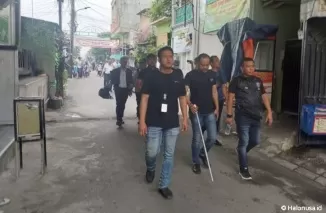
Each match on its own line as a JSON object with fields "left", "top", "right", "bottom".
{"left": 0, "top": 0, "right": 12, "bottom": 10}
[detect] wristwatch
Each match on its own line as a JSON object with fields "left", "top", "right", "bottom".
{"left": 226, "top": 114, "right": 233, "bottom": 118}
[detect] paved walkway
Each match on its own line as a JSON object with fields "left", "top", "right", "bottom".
{"left": 0, "top": 73, "right": 325, "bottom": 213}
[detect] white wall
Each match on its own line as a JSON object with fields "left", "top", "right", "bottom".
{"left": 0, "top": 50, "right": 18, "bottom": 125}
{"left": 198, "top": 33, "right": 224, "bottom": 57}
{"left": 113, "top": 0, "right": 152, "bottom": 32}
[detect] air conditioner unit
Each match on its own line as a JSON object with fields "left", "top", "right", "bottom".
{"left": 0, "top": 0, "right": 13, "bottom": 10}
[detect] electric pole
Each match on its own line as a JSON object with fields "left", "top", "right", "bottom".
{"left": 57, "top": 0, "right": 64, "bottom": 97}
{"left": 69, "top": 0, "right": 75, "bottom": 78}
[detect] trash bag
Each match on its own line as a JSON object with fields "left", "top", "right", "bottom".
{"left": 98, "top": 87, "right": 113, "bottom": 99}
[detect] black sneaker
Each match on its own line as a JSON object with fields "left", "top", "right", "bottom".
{"left": 116, "top": 120, "right": 123, "bottom": 127}
{"left": 199, "top": 155, "right": 209, "bottom": 168}
{"left": 158, "top": 187, "right": 173, "bottom": 199}
{"left": 192, "top": 164, "right": 201, "bottom": 174}
{"left": 215, "top": 139, "right": 222, "bottom": 146}
{"left": 239, "top": 168, "right": 252, "bottom": 180}
{"left": 145, "top": 170, "right": 155, "bottom": 183}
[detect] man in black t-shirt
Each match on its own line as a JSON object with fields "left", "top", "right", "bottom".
{"left": 139, "top": 46, "right": 188, "bottom": 199}
{"left": 185, "top": 53, "right": 219, "bottom": 174}
{"left": 226, "top": 57, "right": 273, "bottom": 180}
{"left": 135, "top": 54, "right": 158, "bottom": 121}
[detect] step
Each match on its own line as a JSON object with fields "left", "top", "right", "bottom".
{"left": 0, "top": 126, "right": 15, "bottom": 174}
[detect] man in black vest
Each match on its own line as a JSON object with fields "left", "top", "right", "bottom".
{"left": 110, "top": 56, "right": 134, "bottom": 127}
{"left": 226, "top": 57, "right": 273, "bottom": 180}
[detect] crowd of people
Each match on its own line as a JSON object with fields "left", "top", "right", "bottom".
{"left": 104, "top": 46, "right": 273, "bottom": 200}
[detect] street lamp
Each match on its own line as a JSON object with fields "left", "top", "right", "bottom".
{"left": 76, "top": 6, "right": 90, "bottom": 13}
{"left": 69, "top": 6, "right": 91, "bottom": 77}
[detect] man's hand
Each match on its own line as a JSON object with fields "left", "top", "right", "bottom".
{"left": 265, "top": 111, "right": 273, "bottom": 126}
{"left": 128, "top": 90, "right": 133, "bottom": 97}
{"left": 181, "top": 119, "right": 188, "bottom": 132}
{"left": 138, "top": 121, "right": 147, "bottom": 136}
{"left": 214, "top": 109, "right": 219, "bottom": 118}
{"left": 226, "top": 117, "right": 233, "bottom": 125}
{"left": 189, "top": 104, "right": 198, "bottom": 114}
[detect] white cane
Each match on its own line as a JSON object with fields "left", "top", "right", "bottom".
{"left": 195, "top": 111, "right": 214, "bottom": 182}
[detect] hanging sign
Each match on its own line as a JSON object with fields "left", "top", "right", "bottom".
{"left": 203, "top": 0, "right": 249, "bottom": 33}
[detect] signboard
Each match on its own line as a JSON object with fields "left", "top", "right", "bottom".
{"left": 172, "top": 29, "right": 192, "bottom": 53}
{"left": 313, "top": 116, "right": 326, "bottom": 134}
{"left": 175, "top": 4, "right": 193, "bottom": 25}
{"left": 74, "top": 37, "right": 119, "bottom": 48}
{"left": 13, "top": 97, "right": 47, "bottom": 175}
{"left": 203, "top": 0, "right": 249, "bottom": 33}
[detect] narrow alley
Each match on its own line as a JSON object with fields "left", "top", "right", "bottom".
{"left": 0, "top": 72, "right": 325, "bottom": 213}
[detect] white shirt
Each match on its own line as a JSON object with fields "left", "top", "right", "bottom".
{"left": 119, "top": 68, "right": 127, "bottom": 88}
{"left": 103, "top": 63, "right": 114, "bottom": 74}
{"left": 77, "top": 60, "right": 82, "bottom": 68}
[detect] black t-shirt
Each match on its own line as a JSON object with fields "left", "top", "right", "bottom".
{"left": 138, "top": 66, "right": 158, "bottom": 80}
{"left": 185, "top": 70, "right": 216, "bottom": 114}
{"left": 141, "top": 69, "right": 186, "bottom": 129}
{"left": 229, "top": 75, "right": 266, "bottom": 95}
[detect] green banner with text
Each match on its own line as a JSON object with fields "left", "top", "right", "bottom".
{"left": 203, "top": 0, "right": 249, "bottom": 33}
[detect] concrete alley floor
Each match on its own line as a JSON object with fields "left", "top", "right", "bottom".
{"left": 0, "top": 72, "right": 325, "bottom": 213}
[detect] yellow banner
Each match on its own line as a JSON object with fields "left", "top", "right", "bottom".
{"left": 203, "top": 0, "right": 250, "bottom": 33}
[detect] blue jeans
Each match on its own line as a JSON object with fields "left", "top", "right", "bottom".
{"left": 190, "top": 112, "right": 217, "bottom": 164}
{"left": 235, "top": 113, "right": 261, "bottom": 169}
{"left": 145, "top": 127, "right": 180, "bottom": 189}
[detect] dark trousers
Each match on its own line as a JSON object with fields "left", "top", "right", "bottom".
{"left": 235, "top": 113, "right": 261, "bottom": 169}
{"left": 202, "top": 100, "right": 224, "bottom": 133}
{"left": 104, "top": 73, "right": 110, "bottom": 87}
{"left": 78, "top": 68, "right": 83, "bottom": 78}
{"left": 114, "top": 87, "right": 129, "bottom": 121}
{"left": 136, "top": 92, "right": 141, "bottom": 118}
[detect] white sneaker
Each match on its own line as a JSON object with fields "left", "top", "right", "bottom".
{"left": 0, "top": 198, "right": 10, "bottom": 207}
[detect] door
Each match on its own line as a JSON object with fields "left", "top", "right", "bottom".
{"left": 281, "top": 39, "right": 302, "bottom": 114}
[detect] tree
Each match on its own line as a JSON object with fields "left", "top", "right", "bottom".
{"left": 90, "top": 32, "right": 112, "bottom": 62}
{"left": 149, "top": 0, "right": 172, "bottom": 21}
{"left": 134, "top": 34, "right": 160, "bottom": 63}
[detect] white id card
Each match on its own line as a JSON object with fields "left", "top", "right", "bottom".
{"left": 161, "top": 104, "right": 168, "bottom": 113}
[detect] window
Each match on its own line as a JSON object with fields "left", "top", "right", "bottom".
{"left": 254, "top": 40, "right": 275, "bottom": 71}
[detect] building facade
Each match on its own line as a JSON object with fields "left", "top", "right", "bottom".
{"left": 186, "top": 0, "right": 301, "bottom": 113}
{"left": 111, "top": 0, "right": 151, "bottom": 48}
{"left": 171, "top": 1, "right": 194, "bottom": 73}
{"left": 0, "top": 0, "right": 20, "bottom": 125}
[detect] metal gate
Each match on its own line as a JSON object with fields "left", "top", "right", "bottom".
{"left": 298, "top": 17, "right": 326, "bottom": 145}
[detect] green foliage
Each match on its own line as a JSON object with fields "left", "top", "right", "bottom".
{"left": 90, "top": 32, "right": 111, "bottom": 62}
{"left": 134, "top": 34, "right": 160, "bottom": 62}
{"left": 20, "top": 17, "right": 59, "bottom": 60}
{"left": 149, "top": 0, "right": 172, "bottom": 21}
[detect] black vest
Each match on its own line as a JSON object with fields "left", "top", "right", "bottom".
{"left": 235, "top": 75, "right": 263, "bottom": 120}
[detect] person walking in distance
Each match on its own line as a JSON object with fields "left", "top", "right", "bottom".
{"left": 226, "top": 57, "right": 273, "bottom": 180}
{"left": 139, "top": 46, "right": 188, "bottom": 199}
{"left": 201, "top": 56, "right": 227, "bottom": 146}
{"left": 76, "top": 57, "right": 83, "bottom": 78}
{"left": 103, "top": 59, "right": 114, "bottom": 87}
{"left": 185, "top": 53, "right": 219, "bottom": 174}
{"left": 135, "top": 54, "right": 158, "bottom": 122}
{"left": 110, "top": 57, "right": 134, "bottom": 127}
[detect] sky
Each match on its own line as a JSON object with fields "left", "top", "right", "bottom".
{"left": 21, "top": 0, "right": 112, "bottom": 56}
